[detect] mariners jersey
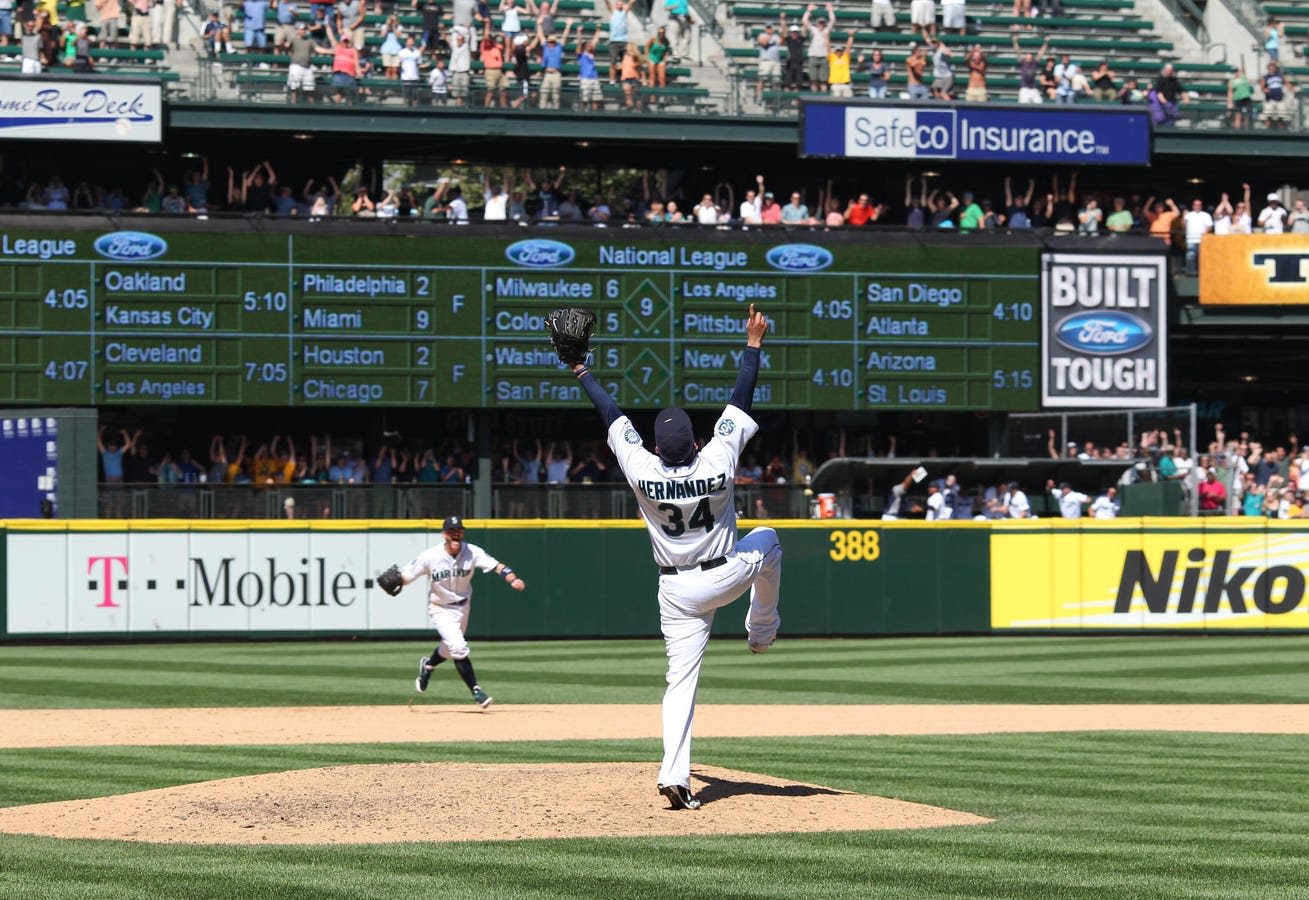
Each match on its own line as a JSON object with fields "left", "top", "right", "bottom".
{"left": 400, "top": 541, "right": 500, "bottom": 607}
{"left": 608, "top": 404, "right": 758, "bottom": 568}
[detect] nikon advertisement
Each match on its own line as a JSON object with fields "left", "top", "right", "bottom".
{"left": 1041, "top": 253, "right": 1167, "bottom": 409}
{"left": 991, "top": 522, "right": 1309, "bottom": 630}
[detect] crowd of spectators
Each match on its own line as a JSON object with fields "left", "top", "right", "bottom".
{"left": 95, "top": 426, "right": 832, "bottom": 488}
{"left": 195, "top": 0, "right": 696, "bottom": 110}
{"left": 3, "top": 0, "right": 1303, "bottom": 131}
{"left": 9, "top": 162, "right": 1307, "bottom": 252}
{"left": 876, "top": 467, "right": 1123, "bottom": 521}
{"left": 1189, "top": 424, "right": 1309, "bottom": 519}
{"left": 97, "top": 426, "right": 486, "bottom": 488}
{"left": 96, "top": 419, "right": 1309, "bottom": 520}
{"left": 745, "top": 3, "right": 1300, "bottom": 130}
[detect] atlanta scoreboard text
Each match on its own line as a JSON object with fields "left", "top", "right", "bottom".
{"left": 0, "top": 227, "right": 1046, "bottom": 410}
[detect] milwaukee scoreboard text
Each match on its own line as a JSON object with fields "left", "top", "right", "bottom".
{"left": 0, "top": 227, "right": 1042, "bottom": 410}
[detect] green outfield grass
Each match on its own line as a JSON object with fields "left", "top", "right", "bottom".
{"left": 3, "top": 635, "right": 1309, "bottom": 708}
{"left": 1, "top": 734, "right": 1307, "bottom": 899}
{"left": 1, "top": 637, "right": 1307, "bottom": 899}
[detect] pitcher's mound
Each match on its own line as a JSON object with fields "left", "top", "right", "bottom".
{"left": 0, "top": 763, "right": 991, "bottom": 844}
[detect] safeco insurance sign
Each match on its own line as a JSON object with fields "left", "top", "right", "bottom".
{"left": 799, "top": 101, "right": 1151, "bottom": 166}
{"left": 1041, "top": 253, "right": 1167, "bottom": 409}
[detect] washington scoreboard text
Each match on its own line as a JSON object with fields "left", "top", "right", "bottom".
{"left": 0, "top": 229, "right": 1043, "bottom": 410}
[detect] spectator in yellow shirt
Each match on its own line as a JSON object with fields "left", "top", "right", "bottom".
{"left": 827, "top": 31, "right": 855, "bottom": 97}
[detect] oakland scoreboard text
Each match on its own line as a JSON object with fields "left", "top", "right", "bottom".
{"left": 0, "top": 227, "right": 1041, "bottom": 410}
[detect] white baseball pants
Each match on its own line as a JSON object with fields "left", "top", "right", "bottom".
{"left": 656, "top": 526, "right": 782, "bottom": 790}
{"left": 426, "top": 601, "right": 472, "bottom": 660}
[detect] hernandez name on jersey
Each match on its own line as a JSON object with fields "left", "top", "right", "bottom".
{"left": 607, "top": 404, "right": 759, "bottom": 568}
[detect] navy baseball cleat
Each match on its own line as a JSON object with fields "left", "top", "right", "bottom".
{"left": 472, "top": 685, "right": 494, "bottom": 709}
{"left": 416, "top": 656, "right": 432, "bottom": 693}
{"left": 658, "top": 784, "right": 702, "bottom": 810}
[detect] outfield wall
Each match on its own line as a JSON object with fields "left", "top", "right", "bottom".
{"left": 2, "top": 519, "right": 1307, "bottom": 639}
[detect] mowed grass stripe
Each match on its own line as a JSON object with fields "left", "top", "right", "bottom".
{"left": 1, "top": 733, "right": 1307, "bottom": 899}
{"left": 5, "top": 637, "right": 1309, "bottom": 708}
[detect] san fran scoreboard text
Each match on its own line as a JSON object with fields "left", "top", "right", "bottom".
{"left": 0, "top": 228, "right": 1041, "bottom": 410}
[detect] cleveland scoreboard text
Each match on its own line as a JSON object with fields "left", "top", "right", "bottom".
{"left": 0, "top": 226, "right": 1041, "bottom": 409}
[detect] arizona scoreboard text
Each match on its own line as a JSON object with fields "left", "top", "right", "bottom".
{"left": 0, "top": 224, "right": 1158, "bottom": 410}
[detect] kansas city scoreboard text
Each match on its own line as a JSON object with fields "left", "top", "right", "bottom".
{"left": 0, "top": 227, "right": 1042, "bottom": 410}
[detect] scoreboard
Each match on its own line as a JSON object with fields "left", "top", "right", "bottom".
{"left": 0, "top": 225, "right": 1042, "bottom": 410}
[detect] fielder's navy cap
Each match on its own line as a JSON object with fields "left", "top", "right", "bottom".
{"left": 442, "top": 515, "right": 465, "bottom": 532}
{"left": 655, "top": 407, "right": 695, "bottom": 466}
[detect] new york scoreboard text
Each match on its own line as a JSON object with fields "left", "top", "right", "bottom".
{"left": 0, "top": 230, "right": 1042, "bottom": 410}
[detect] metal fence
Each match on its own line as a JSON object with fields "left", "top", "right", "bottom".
{"left": 95, "top": 482, "right": 819, "bottom": 520}
{"left": 96, "top": 484, "right": 472, "bottom": 520}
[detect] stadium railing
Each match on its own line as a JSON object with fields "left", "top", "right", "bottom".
{"left": 93, "top": 482, "right": 816, "bottom": 520}
{"left": 92, "top": 476, "right": 1188, "bottom": 520}
{"left": 95, "top": 483, "right": 473, "bottom": 520}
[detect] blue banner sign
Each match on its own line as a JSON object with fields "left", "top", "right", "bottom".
{"left": 800, "top": 101, "right": 1151, "bottom": 166}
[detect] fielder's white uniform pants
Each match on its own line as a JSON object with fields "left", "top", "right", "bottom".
{"left": 427, "top": 600, "right": 472, "bottom": 660}
{"left": 657, "top": 526, "right": 782, "bottom": 790}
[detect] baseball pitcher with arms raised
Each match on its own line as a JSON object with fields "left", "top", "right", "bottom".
{"left": 549, "top": 302, "right": 782, "bottom": 811}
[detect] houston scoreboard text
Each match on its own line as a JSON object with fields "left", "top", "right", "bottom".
{"left": 0, "top": 228, "right": 1041, "bottom": 409}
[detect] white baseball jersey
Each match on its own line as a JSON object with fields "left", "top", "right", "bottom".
{"left": 401, "top": 541, "right": 500, "bottom": 608}
{"left": 607, "top": 404, "right": 758, "bottom": 568}
{"left": 1056, "top": 490, "right": 1090, "bottom": 518}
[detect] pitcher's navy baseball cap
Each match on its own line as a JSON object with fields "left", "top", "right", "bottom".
{"left": 655, "top": 408, "right": 695, "bottom": 466}
{"left": 442, "top": 515, "right": 465, "bottom": 532}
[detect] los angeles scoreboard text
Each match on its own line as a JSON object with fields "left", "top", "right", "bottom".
{"left": 0, "top": 227, "right": 1041, "bottom": 410}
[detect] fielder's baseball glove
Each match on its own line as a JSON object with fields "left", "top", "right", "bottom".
{"left": 544, "top": 307, "right": 597, "bottom": 367}
{"left": 377, "top": 564, "right": 404, "bottom": 597}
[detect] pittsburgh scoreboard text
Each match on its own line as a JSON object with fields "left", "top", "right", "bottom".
{"left": 0, "top": 228, "right": 1042, "bottom": 409}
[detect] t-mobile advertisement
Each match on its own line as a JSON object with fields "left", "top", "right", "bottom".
{"left": 1041, "top": 253, "right": 1167, "bottom": 409}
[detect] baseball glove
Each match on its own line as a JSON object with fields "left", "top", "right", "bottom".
{"left": 544, "top": 307, "right": 597, "bottom": 367}
{"left": 377, "top": 564, "right": 404, "bottom": 597}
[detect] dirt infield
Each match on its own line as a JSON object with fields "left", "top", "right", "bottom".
{"left": 0, "top": 763, "right": 993, "bottom": 844}
{"left": 1, "top": 703, "right": 1301, "bottom": 844}
{"left": 2, "top": 703, "right": 1306, "bottom": 749}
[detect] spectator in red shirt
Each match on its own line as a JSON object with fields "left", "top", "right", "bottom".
{"left": 759, "top": 191, "right": 782, "bottom": 224}
{"left": 480, "top": 21, "right": 507, "bottom": 108}
{"left": 1198, "top": 467, "right": 1227, "bottom": 515}
{"left": 329, "top": 35, "right": 360, "bottom": 103}
{"left": 844, "top": 192, "right": 874, "bottom": 226}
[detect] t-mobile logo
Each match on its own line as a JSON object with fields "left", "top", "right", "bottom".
{"left": 87, "top": 556, "right": 128, "bottom": 608}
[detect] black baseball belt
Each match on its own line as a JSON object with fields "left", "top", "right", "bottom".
{"left": 658, "top": 556, "right": 727, "bottom": 576}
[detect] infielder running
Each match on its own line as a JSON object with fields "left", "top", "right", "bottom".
{"left": 377, "top": 515, "right": 525, "bottom": 709}
{"left": 569, "top": 303, "right": 782, "bottom": 810}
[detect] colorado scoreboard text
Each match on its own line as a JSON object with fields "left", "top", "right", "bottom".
{"left": 0, "top": 225, "right": 1050, "bottom": 410}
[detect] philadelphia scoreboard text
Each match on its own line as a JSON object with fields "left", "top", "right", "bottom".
{"left": 0, "top": 226, "right": 1045, "bottom": 410}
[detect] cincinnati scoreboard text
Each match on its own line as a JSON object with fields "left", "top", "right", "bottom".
{"left": 0, "top": 228, "right": 1042, "bottom": 409}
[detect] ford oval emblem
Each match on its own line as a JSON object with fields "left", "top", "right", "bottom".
{"left": 504, "top": 239, "right": 575, "bottom": 268}
{"left": 765, "top": 243, "right": 833, "bottom": 272}
{"left": 1054, "top": 311, "right": 1153, "bottom": 356}
{"left": 93, "top": 231, "right": 168, "bottom": 261}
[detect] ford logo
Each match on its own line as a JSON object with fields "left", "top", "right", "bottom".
{"left": 93, "top": 231, "right": 167, "bottom": 261}
{"left": 504, "top": 239, "right": 575, "bottom": 268}
{"left": 765, "top": 243, "right": 833, "bottom": 272}
{"left": 1054, "top": 311, "right": 1152, "bottom": 356}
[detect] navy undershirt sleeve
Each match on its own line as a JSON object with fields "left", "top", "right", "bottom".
{"left": 577, "top": 370, "right": 623, "bottom": 429}
{"left": 728, "top": 346, "right": 761, "bottom": 412}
